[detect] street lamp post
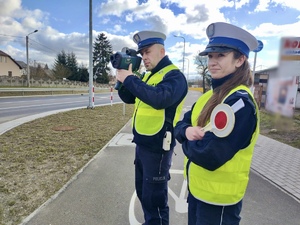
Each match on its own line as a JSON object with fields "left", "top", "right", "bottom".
{"left": 173, "top": 35, "right": 185, "bottom": 74}
{"left": 26, "top": 29, "right": 38, "bottom": 87}
{"left": 184, "top": 58, "right": 189, "bottom": 81}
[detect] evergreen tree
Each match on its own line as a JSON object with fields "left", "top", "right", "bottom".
{"left": 52, "top": 50, "right": 71, "bottom": 79}
{"left": 78, "top": 63, "right": 89, "bottom": 82}
{"left": 93, "top": 33, "right": 113, "bottom": 84}
{"left": 66, "top": 52, "right": 79, "bottom": 81}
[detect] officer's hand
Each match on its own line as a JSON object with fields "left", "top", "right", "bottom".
{"left": 185, "top": 126, "right": 205, "bottom": 141}
{"left": 117, "top": 64, "right": 133, "bottom": 83}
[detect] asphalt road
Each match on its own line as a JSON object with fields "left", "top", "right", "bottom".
{"left": 0, "top": 92, "right": 122, "bottom": 124}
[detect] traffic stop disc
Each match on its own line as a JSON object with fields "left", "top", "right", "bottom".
{"left": 201, "top": 103, "right": 235, "bottom": 138}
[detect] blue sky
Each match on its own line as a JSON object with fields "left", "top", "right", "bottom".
{"left": 1, "top": 0, "right": 300, "bottom": 79}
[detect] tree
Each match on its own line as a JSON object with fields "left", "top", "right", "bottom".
{"left": 66, "top": 52, "right": 79, "bottom": 81}
{"left": 93, "top": 33, "right": 113, "bottom": 84}
{"left": 31, "top": 64, "right": 49, "bottom": 80}
{"left": 195, "top": 54, "right": 211, "bottom": 93}
{"left": 34, "top": 64, "right": 44, "bottom": 79}
{"left": 52, "top": 50, "right": 71, "bottom": 79}
{"left": 78, "top": 63, "right": 89, "bottom": 82}
{"left": 52, "top": 50, "right": 83, "bottom": 81}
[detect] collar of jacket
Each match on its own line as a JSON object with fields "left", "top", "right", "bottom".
{"left": 211, "top": 73, "right": 234, "bottom": 89}
{"left": 149, "top": 55, "right": 172, "bottom": 75}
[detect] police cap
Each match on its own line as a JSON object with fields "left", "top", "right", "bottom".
{"left": 199, "top": 22, "right": 258, "bottom": 58}
{"left": 133, "top": 31, "right": 166, "bottom": 53}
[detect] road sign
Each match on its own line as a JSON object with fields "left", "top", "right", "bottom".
{"left": 253, "top": 40, "right": 263, "bottom": 53}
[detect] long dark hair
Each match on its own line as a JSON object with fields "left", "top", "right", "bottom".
{"left": 197, "top": 50, "right": 253, "bottom": 127}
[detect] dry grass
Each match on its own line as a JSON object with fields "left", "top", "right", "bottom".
{"left": 0, "top": 103, "right": 134, "bottom": 225}
{"left": 259, "top": 109, "right": 300, "bottom": 149}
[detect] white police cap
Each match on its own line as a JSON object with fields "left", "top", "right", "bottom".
{"left": 133, "top": 31, "right": 166, "bottom": 53}
{"left": 199, "top": 22, "right": 258, "bottom": 58}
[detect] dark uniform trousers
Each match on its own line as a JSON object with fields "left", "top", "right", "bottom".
{"left": 135, "top": 145, "right": 173, "bottom": 225}
{"left": 187, "top": 192, "right": 242, "bottom": 225}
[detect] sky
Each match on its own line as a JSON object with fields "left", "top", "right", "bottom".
{"left": 1, "top": 0, "right": 300, "bottom": 80}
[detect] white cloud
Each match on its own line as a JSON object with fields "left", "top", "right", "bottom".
{"left": 252, "top": 21, "right": 300, "bottom": 37}
{"left": 97, "top": 0, "right": 230, "bottom": 41}
{"left": 0, "top": 0, "right": 22, "bottom": 16}
{"left": 255, "top": 0, "right": 300, "bottom": 12}
{"left": 112, "top": 24, "right": 125, "bottom": 33}
{"left": 97, "top": 0, "right": 140, "bottom": 17}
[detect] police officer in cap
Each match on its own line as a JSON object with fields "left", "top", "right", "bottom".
{"left": 116, "top": 30, "right": 188, "bottom": 225}
{"left": 175, "top": 22, "right": 260, "bottom": 224}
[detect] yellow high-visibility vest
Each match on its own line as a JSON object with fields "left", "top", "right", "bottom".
{"left": 185, "top": 85, "right": 260, "bottom": 205}
{"left": 132, "top": 64, "right": 185, "bottom": 135}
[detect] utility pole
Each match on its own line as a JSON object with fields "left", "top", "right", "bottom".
{"left": 88, "top": 0, "right": 94, "bottom": 108}
{"left": 26, "top": 30, "right": 38, "bottom": 87}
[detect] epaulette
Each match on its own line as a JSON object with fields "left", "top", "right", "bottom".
{"left": 225, "top": 90, "right": 256, "bottom": 112}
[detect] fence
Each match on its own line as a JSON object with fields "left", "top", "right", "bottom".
{"left": 0, "top": 76, "right": 110, "bottom": 89}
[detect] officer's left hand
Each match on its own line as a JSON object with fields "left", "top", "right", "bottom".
{"left": 117, "top": 64, "right": 133, "bottom": 83}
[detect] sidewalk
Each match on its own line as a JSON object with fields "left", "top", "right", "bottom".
{"left": 252, "top": 135, "right": 300, "bottom": 201}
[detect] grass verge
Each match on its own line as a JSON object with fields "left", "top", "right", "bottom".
{"left": 259, "top": 109, "right": 300, "bottom": 149}
{"left": 0, "top": 103, "right": 134, "bottom": 225}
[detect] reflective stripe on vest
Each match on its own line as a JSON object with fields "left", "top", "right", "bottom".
{"left": 132, "top": 64, "right": 183, "bottom": 135}
{"left": 185, "top": 85, "right": 260, "bottom": 205}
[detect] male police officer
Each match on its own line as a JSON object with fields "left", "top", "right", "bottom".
{"left": 116, "top": 31, "right": 188, "bottom": 225}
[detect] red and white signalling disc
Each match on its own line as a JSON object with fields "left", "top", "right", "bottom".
{"left": 201, "top": 98, "right": 245, "bottom": 137}
{"left": 201, "top": 104, "right": 235, "bottom": 137}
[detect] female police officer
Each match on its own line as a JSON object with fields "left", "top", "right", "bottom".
{"left": 175, "top": 22, "right": 260, "bottom": 225}
{"left": 116, "top": 31, "right": 187, "bottom": 225}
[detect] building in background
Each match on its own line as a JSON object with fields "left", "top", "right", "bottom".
{"left": 16, "top": 60, "right": 28, "bottom": 76}
{"left": 254, "top": 67, "right": 300, "bottom": 117}
{"left": 0, "top": 50, "right": 22, "bottom": 77}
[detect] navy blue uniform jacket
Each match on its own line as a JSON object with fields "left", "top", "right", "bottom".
{"left": 118, "top": 55, "right": 188, "bottom": 152}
